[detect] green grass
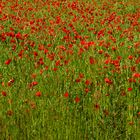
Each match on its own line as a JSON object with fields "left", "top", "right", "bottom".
{"left": 0, "top": 0, "right": 140, "bottom": 139}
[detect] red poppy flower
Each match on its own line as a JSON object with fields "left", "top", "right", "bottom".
{"left": 8, "top": 79, "right": 14, "bottom": 86}
{"left": 135, "top": 57, "right": 140, "bottom": 64}
{"left": 33, "top": 51, "right": 38, "bottom": 57}
{"left": 44, "top": 49, "right": 49, "bottom": 54}
{"left": 55, "top": 60, "right": 61, "bottom": 66}
{"left": 132, "top": 73, "right": 140, "bottom": 78}
{"left": 75, "top": 78, "right": 81, "bottom": 83}
{"left": 104, "top": 59, "right": 110, "bottom": 64}
{"left": 128, "top": 78, "right": 136, "bottom": 83}
{"left": 75, "top": 97, "right": 80, "bottom": 103}
{"left": 130, "top": 66, "right": 136, "bottom": 72}
{"left": 58, "top": 45, "right": 66, "bottom": 51}
{"left": 85, "top": 88, "right": 90, "bottom": 93}
{"left": 112, "top": 46, "right": 117, "bottom": 51}
{"left": 35, "top": 91, "right": 42, "bottom": 97}
{"left": 31, "top": 73, "right": 37, "bottom": 79}
{"left": 64, "top": 92, "right": 69, "bottom": 98}
{"left": 79, "top": 73, "right": 84, "bottom": 79}
{"left": 38, "top": 44, "right": 44, "bottom": 50}
{"left": 32, "top": 81, "right": 38, "bottom": 86}
{"left": 5, "top": 59, "right": 12, "bottom": 65}
{"left": 98, "top": 50, "right": 103, "bottom": 54}
{"left": 94, "top": 104, "right": 100, "bottom": 110}
{"left": 128, "top": 87, "right": 132, "bottom": 91}
{"left": 64, "top": 60, "right": 69, "bottom": 65}
{"left": 52, "top": 67, "right": 58, "bottom": 71}
{"left": 128, "top": 55, "right": 133, "bottom": 60}
{"left": 85, "top": 80, "right": 91, "bottom": 85}
{"left": 89, "top": 57, "right": 95, "bottom": 64}
{"left": 78, "top": 48, "right": 84, "bottom": 55}
{"left": 104, "top": 78, "right": 113, "bottom": 84}
{"left": 1, "top": 91, "right": 7, "bottom": 96}
{"left": 15, "top": 32, "right": 22, "bottom": 39}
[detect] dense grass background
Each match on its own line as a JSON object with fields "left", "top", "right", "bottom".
{"left": 0, "top": 0, "right": 140, "bottom": 139}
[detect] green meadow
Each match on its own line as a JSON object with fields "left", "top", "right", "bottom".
{"left": 0, "top": 0, "right": 140, "bottom": 139}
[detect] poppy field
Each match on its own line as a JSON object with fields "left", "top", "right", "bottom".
{"left": 0, "top": 0, "right": 140, "bottom": 139}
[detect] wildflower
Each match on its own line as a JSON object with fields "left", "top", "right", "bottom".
{"left": 89, "top": 56, "right": 95, "bottom": 64}
{"left": 35, "top": 91, "right": 42, "bottom": 97}
{"left": 128, "top": 55, "right": 133, "bottom": 60}
{"left": 94, "top": 104, "right": 100, "bottom": 110}
{"left": 48, "top": 53, "right": 55, "bottom": 61}
{"left": 85, "top": 80, "right": 91, "bottom": 85}
{"left": 7, "top": 110, "right": 13, "bottom": 116}
{"left": 8, "top": 79, "right": 14, "bottom": 86}
{"left": 18, "top": 50, "right": 24, "bottom": 58}
{"left": 39, "top": 58, "right": 44, "bottom": 65}
{"left": 135, "top": 57, "right": 140, "bottom": 64}
{"left": 104, "top": 59, "right": 110, "bottom": 64}
{"left": 58, "top": 45, "right": 66, "bottom": 51}
{"left": 31, "top": 73, "right": 37, "bottom": 79}
{"left": 15, "top": 32, "right": 22, "bottom": 39}
{"left": 128, "top": 46, "right": 132, "bottom": 49}
{"left": 12, "top": 45, "right": 16, "bottom": 50}
{"left": 130, "top": 66, "right": 136, "bottom": 72}
{"left": 44, "top": 49, "right": 49, "bottom": 54}
{"left": 117, "top": 56, "right": 122, "bottom": 60}
{"left": 32, "top": 81, "right": 38, "bottom": 86}
{"left": 38, "top": 44, "right": 44, "bottom": 50}
{"left": 112, "top": 46, "right": 117, "bottom": 51}
{"left": 5, "top": 59, "right": 12, "bottom": 65}
{"left": 55, "top": 60, "right": 61, "bottom": 66}
{"left": 132, "top": 73, "right": 140, "bottom": 78}
{"left": 128, "top": 87, "right": 132, "bottom": 91}
{"left": 79, "top": 73, "right": 84, "bottom": 79}
{"left": 97, "top": 28, "right": 105, "bottom": 39}
{"left": 33, "top": 51, "right": 38, "bottom": 57}
{"left": 64, "top": 92, "right": 69, "bottom": 98}
{"left": 1, "top": 91, "right": 7, "bottom": 96}
{"left": 104, "top": 78, "right": 113, "bottom": 84}
{"left": 75, "top": 78, "right": 81, "bottom": 83}
{"left": 128, "top": 78, "right": 136, "bottom": 83}
{"left": 98, "top": 50, "right": 103, "bottom": 54}
{"left": 64, "top": 60, "right": 69, "bottom": 65}
{"left": 85, "top": 88, "right": 90, "bottom": 93}
{"left": 30, "top": 101, "right": 36, "bottom": 109}
{"left": 75, "top": 97, "right": 80, "bottom": 103}
{"left": 40, "top": 69, "right": 44, "bottom": 74}
{"left": 45, "top": 66, "right": 49, "bottom": 71}
{"left": 52, "top": 67, "right": 58, "bottom": 71}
